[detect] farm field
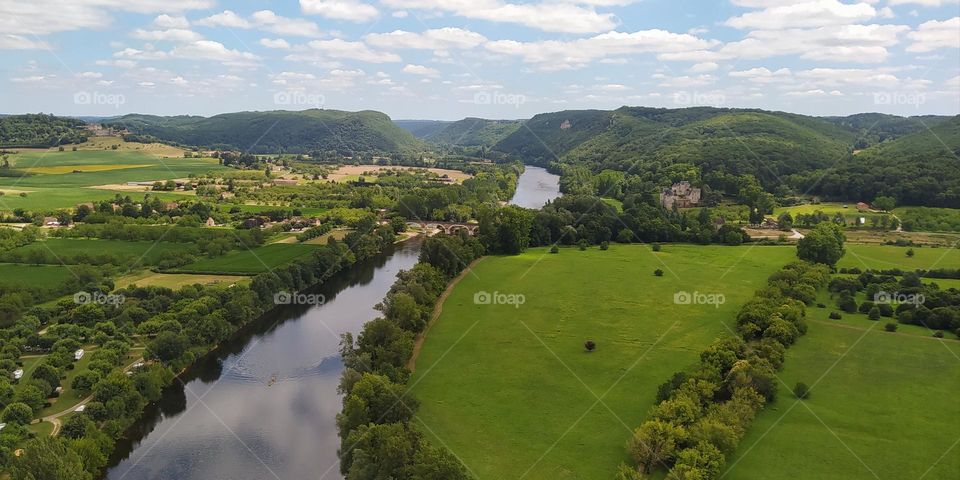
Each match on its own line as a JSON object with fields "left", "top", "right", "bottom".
{"left": 6, "top": 238, "right": 185, "bottom": 266}
{"left": 114, "top": 271, "right": 249, "bottom": 289}
{"left": 0, "top": 263, "right": 74, "bottom": 289}
{"left": 0, "top": 143, "right": 229, "bottom": 210}
{"left": 174, "top": 242, "right": 321, "bottom": 274}
{"left": 409, "top": 244, "right": 797, "bottom": 479}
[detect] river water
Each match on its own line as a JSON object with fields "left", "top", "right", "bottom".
{"left": 104, "top": 166, "right": 560, "bottom": 480}
{"left": 509, "top": 166, "right": 561, "bottom": 209}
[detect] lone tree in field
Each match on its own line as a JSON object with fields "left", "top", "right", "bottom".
{"left": 793, "top": 382, "right": 810, "bottom": 399}
{"left": 654, "top": 269, "right": 664, "bottom": 277}
{"left": 797, "top": 222, "right": 845, "bottom": 266}
{"left": 584, "top": 340, "right": 596, "bottom": 352}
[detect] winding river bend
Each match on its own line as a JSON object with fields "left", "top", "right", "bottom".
{"left": 104, "top": 166, "right": 559, "bottom": 480}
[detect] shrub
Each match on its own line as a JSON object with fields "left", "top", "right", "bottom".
{"left": 816, "top": 303, "right": 826, "bottom": 308}
{"left": 884, "top": 322, "right": 898, "bottom": 332}
{"left": 584, "top": 340, "right": 596, "bottom": 352}
{"left": 600, "top": 241, "right": 610, "bottom": 251}
{"left": 868, "top": 306, "right": 881, "bottom": 321}
{"left": 829, "top": 311, "right": 842, "bottom": 320}
{"left": 933, "top": 330, "right": 944, "bottom": 338}
{"left": 906, "top": 249, "right": 915, "bottom": 257}
{"left": 793, "top": 382, "right": 810, "bottom": 399}
{"left": 550, "top": 245, "right": 559, "bottom": 254}
{"left": 652, "top": 243, "right": 662, "bottom": 252}
{"left": 836, "top": 294, "right": 857, "bottom": 313}
{"left": 654, "top": 269, "right": 664, "bottom": 277}
{"left": 578, "top": 240, "right": 589, "bottom": 251}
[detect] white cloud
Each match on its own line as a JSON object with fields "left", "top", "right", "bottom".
{"left": 402, "top": 64, "right": 440, "bottom": 76}
{"left": 259, "top": 38, "right": 291, "bottom": 49}
{"left": 300, "top": 0, "right": 379, "bottom": 22}
{"left": 287, "top": 39, "right": 402, "bottom": 63}
{"left": 132, "top": 28, "right": 202, "bottom": 42}
{"left": 77, "top": 71, "right": 103, "bottom": 79}
{"left": 888, "top": 0, "right": 959, "bottom": 5}
{"left": 365, "top": 28, "right": 487, "bottom": 52}
{"left": 726, "top": 0, "right": 878, "bottom": 30}
{"left": 0, "top": 34, "right": 50, "bottom": 50}
{"left": 154, "top": 14, "right": 190, "bottom": 29}
{"left": 196, "top": 10, "right": 324, "bottom": 37}
{"left": 0, "top": 0, "right": 213, "bottom": 36}
{"left": 730, "top": 67, "right": 793, "bottom": 83}
{"left": 689, "top": 62, "right": 718, "bottom": 72}
{"left": 380, "top": 0, "right": 620, "bottom": 33}
{"left": 170, "top": 41, "right": 260, "bottom": 67}
{"left": 906, "top": 17, "right": 960, "bottom": 52}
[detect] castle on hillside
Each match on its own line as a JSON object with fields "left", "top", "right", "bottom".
{"left": 660, "top": 181, "right": 701, "bottom": 209}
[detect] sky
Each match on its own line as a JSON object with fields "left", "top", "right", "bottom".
{"left": 0, "top": 0, "right": 958, "bottom": 120}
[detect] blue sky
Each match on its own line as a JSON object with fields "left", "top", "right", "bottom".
{"left": 1, "top": 0, "right": 958, "bottom": 120}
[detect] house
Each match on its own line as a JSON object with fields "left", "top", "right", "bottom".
{"left": 74, "top": 348, "right": 84, "bottom": 361}
{"left": 856, "top": 202, "right": 870, "bottom": 211}
{"left": 205, "top": 217, "right": 217, "bottom": 227}
{"left": 12, "top": 368, "right": 23, "bottom": 381}
{"left": 660, "top": 181, "right": 702, "bottom": 209}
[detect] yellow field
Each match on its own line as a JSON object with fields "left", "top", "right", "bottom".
{"left": 21, "top": 164, "right": 153, "bottom": 174}
{"left": 114, "top": 271, "right": 250, "bottom": 290}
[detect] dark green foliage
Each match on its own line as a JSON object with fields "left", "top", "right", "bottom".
{"left": 885, "top": 323, "right": 898, "bottom": 332}
{"left": 0, "top": 114, "right": 87, "bottom": 147}
{"left": 793, "top": 382, "right": 810, "bottom": 400}
{"left": 797, "top": 223, "right": 845, "bottom": 266}
{"left": 868, "top": 306, "right": 881, "bottom": 320}
{"left": 104, "top": 109, "right": 423, "bottom": 154}
{"left": 425, "top": 118, "right": 522, "bottom": 147}
{"left": 654, "top": 269, "right": 664, "bottom": 277}
{"left": 10, "top": 436, "right": 92, "bottom": 480}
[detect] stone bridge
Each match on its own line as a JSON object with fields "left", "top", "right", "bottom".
{"left": 405, "top": 221, "right": 480, "bottom": 236}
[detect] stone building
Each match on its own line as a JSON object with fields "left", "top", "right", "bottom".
{"left": 660, "top": 181, "right": 702, "bottom": 209}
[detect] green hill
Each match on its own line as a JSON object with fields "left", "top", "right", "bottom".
{"left": 425, "top": 118, "right": 523, "bottom": 147}
{"left": 394, "top": 119, "right": 451, "bottom": 139}
{"left": 493, "top": 107, "right": 857, "bottom": 187}
{"left": 0, "top": 114, "right": 88, "bottom": 148}
{"left": 104, "top": 109, "right": 422, "bottom": 154}
{"left": 802, "top": 115, "right": 960, "bottom": 207}
{"left": 823, "top": 113, "right": 953, "bottom": 149}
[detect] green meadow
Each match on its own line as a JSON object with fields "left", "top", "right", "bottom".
{"left": 410, "top": 244, "right": 797, "bottom": 479}
{"left": 174, "top": 243, "right": 321, "bottom": 274}
{"left": 7, "top": 238, "right": 185, "bottom": 266}
{"left": 723, "top": 245, "right": 960, "bottom": 480}
{"left": 0, "top": 263, "right": 75, "bottom": 289}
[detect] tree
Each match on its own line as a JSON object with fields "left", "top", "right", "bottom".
{"left": 873, "top": 196, "right": 895, "bottom": 212}
{"left": 71, "top": 371, "right": 102, "bottom": 392}
{"left": 906, "top": 248, "right": 915, "bottom": 257}
{"left": 793, "top": 382, "right": 810, "bottom": 399}
{"left": 146, "top": 331, "right": 188, "bottom": 363}
{"left": 885, "top": 323, "right": 898, "bottom": 332}
{"left": 31, "top": 363, "right": 61, "bottom": 391}
{"left": 585, "top": 340, "right": 596, "bottom": 352}
{"left": 10, "top": 436, "right": 92, "bottom": 480}
{"left": 2, "top": 402, "right": 33, "bottom": 424}
{"left": 868, "top": 306, "right": 881, "bottom": 321}
{"left": 666, "top": 442, "right": 724, "bottom": 480}
{"left": 628, "top": 419, "right": 686, "bottom": 474}
{"left": 797, "top": 223, "right": 845, "bottom": 266}
{"left": 654, "top": 269, "right": 664, "bottom": 277}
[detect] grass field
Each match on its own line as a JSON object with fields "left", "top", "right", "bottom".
{"left": 174, "top": 243, "right": 321, "bottom": 274}
{"left": 7, "top": 239, "right": 186, "bottom": 267}
{"left": 0, "top": 264, "right": 74, "bottom": 289}
{"left": 723, "top": 245, "right": 960, "bottom": 480}
{"left": 0, "top": 143, "right": 229, "bottom": 211}
{"left": 410, "top": 244, "right": 797, "bottom": 479}
{"left": 114, "top": 271, "right": 249, "bottom": 289}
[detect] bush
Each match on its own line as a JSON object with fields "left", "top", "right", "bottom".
{"left": 816, "top": 303, "right": 826, "bottom": 308}
{"left": 584, "top": 340, "right": 596, "bottom": 352}
{"left": 884, "top": 322, "right": 898, "bottom": 332}
{"left": 836, "top": 294, "right": 857, "bottom": 313}
{"left": 829, "top": 311, "right": 842, "bottom": 320}
{"left": 654, "top": 269, "right": 664, "bottom": 277}
{"left": 651, "top": 243, "right": 661, "bottom": 252}
{"left": 578, "top": 240, "right": 589, "bottom": 251}
{"left": 793, "top": 382, "right": 810, "bottom": 399}
{"left": 868, "top": 306, "right": 881, "bottom": 321}
{"left": 600, "top": 241, "right": 610, "bottom": 251}
{"left": 933, "top": 330, "right": 944, "bottom": 338}
{"left": 906, "top": 249, "right": 915, "bottom": 257}
{"left": 550, "top": 245, "right": 559, "bottom": 254}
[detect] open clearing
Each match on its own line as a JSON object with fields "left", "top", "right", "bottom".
{"left": 7, "top": 239, "right": 186, "bottom": 266}
{"left": 0, "top": 263, "right": 74, "bottom": 289}
{"left": 174, "top": 243, "right": 321, "bottom": 274}
{"left": 114, "top": 271, "right": 249, "bottom": 290}
{"left": 410, "top": 244, "right": 796, "bottom": 479}
{"left": 325, "top": 164, "right": 473, "bottom": 184}
{"left": 723, "top": 244, "right": 960, "bottom": 480}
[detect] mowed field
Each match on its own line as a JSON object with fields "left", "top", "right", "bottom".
{"left": 0, "top": 263, "right": 75, "bottom": 289}
{"left": 7, "top": 238, "right": 186, "bottom": 266}
{"left": 0, "top": 142, "right": 229, "bottom": 210}
{"left": 723, "top": 244, "right": 960, "bottom": 480}
{"left": 410, "top": 244, "right": 797, "bottom": 479}
{"left": 175, "top": 243, "right": 321, "bottom": 274}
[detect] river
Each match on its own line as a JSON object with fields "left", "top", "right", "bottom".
{"left": 509, "top": 166, "right": 561, "bottom": 209}
{"left": 104, "top": 166, "right": 560, "bottom": 480}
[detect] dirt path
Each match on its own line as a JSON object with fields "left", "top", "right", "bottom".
{"left": 41, "top": 356, "right": 144, "bottom": 436}
{"left": 406, "top": 257, "right": 484, "bottom": 372}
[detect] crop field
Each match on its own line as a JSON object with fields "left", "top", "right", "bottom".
{"left": 839, "top": 244, "right": 959, "bottom": 271}
{"left": 7, "top": 238, "right": 185, "bottom": 266}
{"left": 174, "top": 243, "right": 321, "bottom": 274}
{"left": 0, "top": 144, "right": 229, "bottom": 210}
{"left": 409, "top": 244, "right": 797, "bottom": 479}
{"left": 0, "top": 263, "right": 74, "bottom": 289}
{"left": 114, "top": 271, "right": 249, "bottom": 289}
